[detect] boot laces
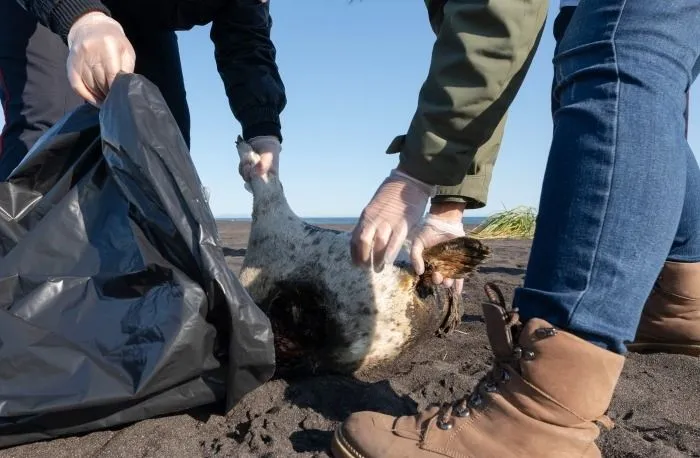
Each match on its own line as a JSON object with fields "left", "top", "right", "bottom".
{"left": 435, "top": 308, "right": 526, "bottom": 431}
{"left": 434, "top": 282, "right": 562, "bottom": 431}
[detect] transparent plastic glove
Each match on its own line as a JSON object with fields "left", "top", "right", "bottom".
{"left": 351, "top": 169, "right": 436, "bottom": 271}
{"left": 410, "top": 214, "right": 466, "bottom": 295}
{"left": 66, "top": 12, "right": 135, "bottom": 106}
{"left": 238, "top": 135, "right": 281, "bottom": 182}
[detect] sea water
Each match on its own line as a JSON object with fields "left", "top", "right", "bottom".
{"left": 218, "top": 216, "right": 486, "bottom": 226}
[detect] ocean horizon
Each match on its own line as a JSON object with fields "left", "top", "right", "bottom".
{"left": 216, "top": 216, "right": 487, "bottom": 226}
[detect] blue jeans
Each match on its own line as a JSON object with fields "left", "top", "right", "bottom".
{"left": 514, "top": 0, "right": 700, "bottom": 354}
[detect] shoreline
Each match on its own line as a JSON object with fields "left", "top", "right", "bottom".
{"left": 0, "top": 222, "right": 697, "bottom": 458}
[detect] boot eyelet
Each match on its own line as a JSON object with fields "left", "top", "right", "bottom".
{"left": 455, "top": 405, "right": 470, "bottom": 417}
{"left": 512, "top": 347, "right": 523, "bottom": 359}
{"left": 437, "top": 419, "right": 453, "bottom": 430}
{"left": 535, "top": 327, "right": 557, "bottom": 338}
{"left": 500, "top": 369, "right": 511, "bottom": 383}
{"left": 485, "top": 382, "right": 498, "bottom": 393}
{"left": 523, "top": 350, "right": 536, "bottom": 360}
{"left": 468, "top": 394, "right": 483, "bottom": 408}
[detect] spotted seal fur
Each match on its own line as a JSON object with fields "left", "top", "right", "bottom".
{"left": 235, "top": 139, "right": 490, "bottom": 376}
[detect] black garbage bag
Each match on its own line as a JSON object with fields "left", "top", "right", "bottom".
{"left": 0, "top": 73, "right": 275, "bottom": 448}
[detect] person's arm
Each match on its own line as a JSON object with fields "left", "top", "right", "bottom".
{"left": 210, "top": 1, "right": 287, "bottom": 142}
{"left": 14, "top": 0, "right": 111, "bottom": 43}
{"left": 388, "top": 0, "right": 548, "bottom": 187}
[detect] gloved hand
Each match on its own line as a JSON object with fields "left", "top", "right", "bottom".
{"left": 238, "top": 135, "right": 281, "bottom": 182}
{"left": 66, "top": 12, "right": 136, "bottom": 106}
{"left": 351, "top": 169, "right": 436, "bottom": 271}
{"left": 410, "top": 214, "right": 466, "bottom": 295}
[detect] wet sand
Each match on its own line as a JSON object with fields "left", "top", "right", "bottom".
{"left": 1, "top": 221, "right": 698, "bottom": 458}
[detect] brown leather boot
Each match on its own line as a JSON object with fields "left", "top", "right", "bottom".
{"left": 331, "top": 283, "right": 625, "bottom": 458}
{"left": 627, "top": 261, "right": 700, "bottom": 356}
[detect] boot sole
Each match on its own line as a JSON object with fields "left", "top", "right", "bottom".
{"left": 626, "top": 342, "right": 700, "bottom": 357}
{"left": 330, "top": 426, "right": 363, "bottom": 458}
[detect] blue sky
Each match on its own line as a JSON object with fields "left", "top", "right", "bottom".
{"left": 1, "top": 1, "right": 698, "bottom": 218}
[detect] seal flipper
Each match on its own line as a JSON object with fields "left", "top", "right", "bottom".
{"left": 421, "top": 236, "right": 491, "bottom": 282}
{"left": 413, "top": 237, "right": 490, "bottom": 338}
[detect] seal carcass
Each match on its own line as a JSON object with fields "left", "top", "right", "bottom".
{"left": 235, "top": 139, "right": 490, "bottom": 376}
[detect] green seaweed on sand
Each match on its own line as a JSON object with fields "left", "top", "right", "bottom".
{"left": 469, "top": 206, "right": 537, "bottom": 239}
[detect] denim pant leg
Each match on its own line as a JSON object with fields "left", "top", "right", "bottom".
{"left": 667, "top": 58, "right": 700, "bottom": 264}
{"left": 552, "top": 6, "right": 700, "bottom": 266}
{"left": 668, "top": 148, "right": 700, "bottom": 262}
{"left": 514, "top": 0, "right": 700, "bottom": 354}
{"left": 550, "top": 6, "right": 576, "bottom": 116}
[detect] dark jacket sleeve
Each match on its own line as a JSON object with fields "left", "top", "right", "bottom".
{"left": 14, "top": 0, "right": 111, "bottom": 43}
{"left": 210, "top": 1, "right": 287, "bottom": 142}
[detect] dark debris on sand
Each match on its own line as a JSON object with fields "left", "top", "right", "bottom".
{"left": 0, "top": 224, "right": 697, "bottom": 458}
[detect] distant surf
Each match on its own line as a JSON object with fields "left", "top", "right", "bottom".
{"left": 217, "top": 216, "right": 487, "bottom": 226}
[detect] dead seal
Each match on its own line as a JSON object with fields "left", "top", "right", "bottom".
{"left": 235, "top": 138, "right": 490, "bottom": 376}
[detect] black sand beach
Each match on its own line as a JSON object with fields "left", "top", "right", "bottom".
{"left": 1, "top": 221, "right": 698, "bottom": 458}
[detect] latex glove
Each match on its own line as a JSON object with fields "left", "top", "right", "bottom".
{"left": 66, "top": 12, "right": 136, "bottom": 106}
{"left": 351, "top": 169, "right": 436, "bottom": 271}
{"left": 238, "top": 135, "right": 281, "bottom": 182}
{"left": 410, "top": 214, "right": 466, "bottom": 295}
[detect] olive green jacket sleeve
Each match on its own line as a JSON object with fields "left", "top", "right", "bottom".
{"left": 432, "top": 114, "right": 508, "bottom": 209}
{"left": 387, "top": 0, "right": 548, "bottom": 195}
